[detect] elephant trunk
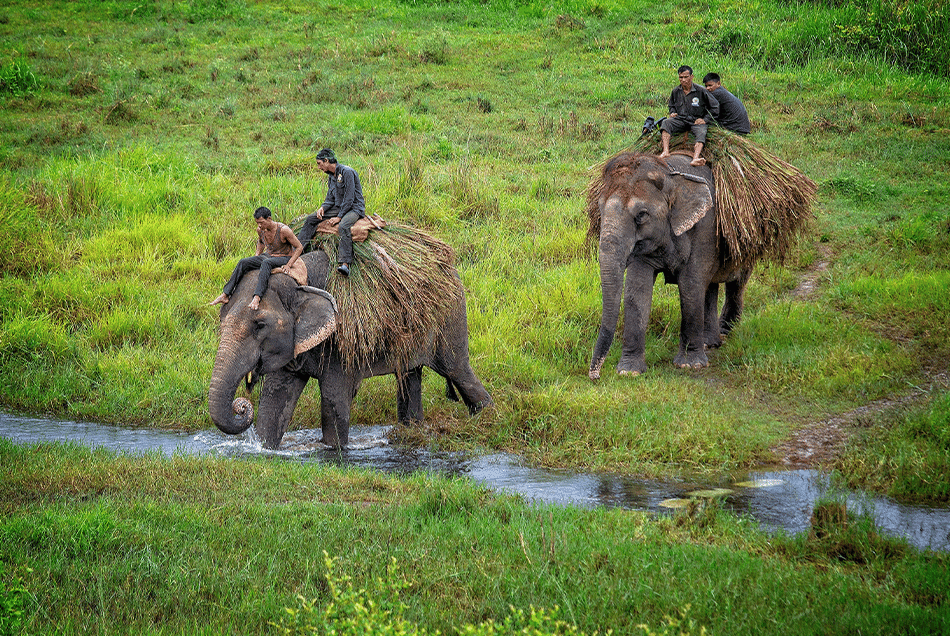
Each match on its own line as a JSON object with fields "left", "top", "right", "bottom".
{"left": 208, "top": 334, "right": 256, "bottom": 435}
{"left": 589, "top": 240, "right": 625, "bottom": 380}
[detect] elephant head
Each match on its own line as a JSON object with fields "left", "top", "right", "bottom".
{"left": 589, "top": 153, "right": 714, "bottom": 379}
{"left": 208, "top": 269, "right": 337, "bottom": 436}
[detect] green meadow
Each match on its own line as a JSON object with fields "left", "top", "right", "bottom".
{"left": 1, "top": 0, "right": 950, "bottom": 632}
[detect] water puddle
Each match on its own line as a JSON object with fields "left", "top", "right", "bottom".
{"left": 2, "top": 411, "right": 948, "bottom": 552}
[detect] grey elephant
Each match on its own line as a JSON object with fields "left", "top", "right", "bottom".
{"left": 588, "top": 152, "right": 752, "bottom": 378}
{"left": 208, "top": 249, "right": 493, "bottom": 448}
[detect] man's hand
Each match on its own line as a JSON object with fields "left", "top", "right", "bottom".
{"left": 315, "top": 207, "right": 325, "bottom": 220}
{"left": 695, "top": 118, "right": 706, "bottom": 125}
{"left": 272, "top": 266, "right": 285, "bottom": 274}
{"left": 327, "top": 216, "right": 341, "bottom": 227}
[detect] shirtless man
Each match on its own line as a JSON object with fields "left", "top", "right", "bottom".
{"left": 209, "top": 206, "right": 303, "bottom": 310}
{"left": 659, "top": 65, "right": 720, "bottom": 166}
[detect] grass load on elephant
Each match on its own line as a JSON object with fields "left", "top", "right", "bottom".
{"left": 586, "top": 127, "right": 817, "bottom": 268}
{"left": 584, "top": 130, "right": 819, "bottom": 378}
{"left": 298, "top": 221, "right": 465, "bottom": 374}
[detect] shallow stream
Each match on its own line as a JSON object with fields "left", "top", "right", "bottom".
{"left": 2, "top": 411, "right": 948, "bottom": 552}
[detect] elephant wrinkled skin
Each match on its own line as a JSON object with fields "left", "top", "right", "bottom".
{"left": 208, "top": 250, "right": 492, "bottom": 448}
{"left": 589, "top": 152, "right": 752, "bottom": 379}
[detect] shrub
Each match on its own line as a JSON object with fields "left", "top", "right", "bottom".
{"left": 274, "top": 552, "right": 596, "bottom": 636}
{"left": 0, "top": 55, "right": 37, "bottom": 96}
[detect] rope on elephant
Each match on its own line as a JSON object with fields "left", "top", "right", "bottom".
{"left": 301, "top": 222, "right": 464, "bottom": 374}
{"left": 585, "top": 127, "right": 817, "bottom": 268}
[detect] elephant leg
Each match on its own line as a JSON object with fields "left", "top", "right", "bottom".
{"left": 441, "top": 369, "right": 492, "bottom": 414}
{"left": 397, "top": 367, "right": 424, "bottom": 423}
{"left": 617, "top": 265, "right": 656, "bottom": 376}
{"left": 318, "top": 370, "right": 359, "bottom": 448}
{"left": 429, "top": 300, "right": 493, "bottom": 414}
{"left": 444, "top": 378, "right": 460, "bottom": 403}
{"left": 704, "top": 283, "right": 723, "bottom": 349}
{"left": 720, "top": 269, "right": 751, "bottom": 336}
{"left": 257, "top": 370, "right": 309, "bottom": 449}
{"left": 674, "top": 277, "right": 710, "bottom": 370}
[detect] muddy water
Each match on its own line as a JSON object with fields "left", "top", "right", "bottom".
{"left": 2, "top": 411, "right": 949, "bottom": 552}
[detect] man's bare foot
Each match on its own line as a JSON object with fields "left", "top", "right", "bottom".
{"left": 690, "top": 157, "right": 706, "bottom": 166}
{"left": 210, "top": 293, "right": 229, "bottom": 306}
{"left": 248, "top": 296, "right": 260, "bottom": 310}
{"left": 659, "top": 150, "right": 671, "bottom": 158}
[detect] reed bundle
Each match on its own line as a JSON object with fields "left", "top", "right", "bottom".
{"left": 587, "top": 127, "right": 816, "bottom": 267}
{"left": 305, "top": 224, "right": 463, "bottom": 373}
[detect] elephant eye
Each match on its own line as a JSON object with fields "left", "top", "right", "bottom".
{"left": 634, "top": 209, "right": 649, "bottom": 225}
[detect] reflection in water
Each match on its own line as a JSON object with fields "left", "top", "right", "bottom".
{"left": 1, "top": 411, "right": 948, "bottom": 552}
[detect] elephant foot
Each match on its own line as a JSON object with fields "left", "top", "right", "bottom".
{"left": 616, "top": 357, "right": 647, "bottom": 377}
{"left": 673, "top": 351, "right": 709, "bottom": 370}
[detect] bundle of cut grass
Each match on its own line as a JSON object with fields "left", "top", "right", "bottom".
{"left": 299, "top": 223, "right": 463, "bottom": 374}
{"left": 586, "top": 126, "right": 817, "bottom": 267}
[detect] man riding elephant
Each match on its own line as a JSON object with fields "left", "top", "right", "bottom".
{"left": 209, "top": 206, "right": 304, "bottom": 311}
{"left": 659, "top": 65, "right": 720, "bottom": 167}
{"left": 296, "top": 148, "right": 365, "bottom": 277}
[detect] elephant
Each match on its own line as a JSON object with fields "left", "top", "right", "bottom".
{"left": 208, "top": 249, "right": 493, "bottom": 449}
{"left": 588, "top": 152, "right": 752, "bottom": 379}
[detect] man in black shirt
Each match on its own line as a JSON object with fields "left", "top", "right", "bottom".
{"left": 703, "top": 72, "right": 751, "bottom": 135}
{"left": 659, "top": 65, "right": 720, "bottom": 167}
{"left": 297, "top": 149, "right": 366, "bottom": 276}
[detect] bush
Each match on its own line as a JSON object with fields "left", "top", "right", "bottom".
{"left": 0, "top": 565, "right": 31, "bottom": 636}
{"left": 274, "top": 552, "right": 596, "bottom": 636}
{"left": 0, "top": 56, "right": 37, "bottom": 96}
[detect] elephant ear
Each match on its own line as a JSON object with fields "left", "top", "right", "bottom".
{"left": 668, "top": 171, "right": 714, "bottom": 236}
{"left": 293, "top": 286, "right": 338, "bottom": 356}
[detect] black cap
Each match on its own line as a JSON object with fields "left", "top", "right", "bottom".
{"left": 316, "top": 148, "right": 336, "bottom": 162}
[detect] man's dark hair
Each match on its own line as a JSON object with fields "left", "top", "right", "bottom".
{"left": 254, "top": 206, "right": 272, "bottom": 220}
{"left": 703, "top": 72, "right": 721, "bottom": 84}
{"left": 316, "top": 148, "right": 337, "bottom": 163}
{"left": 677, "top": 65, "right": 693, "bottom": 76}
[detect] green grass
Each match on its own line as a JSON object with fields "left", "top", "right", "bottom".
{"left": 3, "top": 3, "right": 949, "bottom": 633}
{"left": 2, "top": 441, "right": 948, "bottom": 635}
{"left": 0, "top": 0, "right": 948, "bottom": 486}
{"left": 836, "top": 390, "right": 950, "bottom": 503}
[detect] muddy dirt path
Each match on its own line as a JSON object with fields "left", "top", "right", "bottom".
{"left": 768, "top": 244, "right": 947, "bottom": 468}
{"left": 769, "top": 373, "right": 948, "bottom": 468}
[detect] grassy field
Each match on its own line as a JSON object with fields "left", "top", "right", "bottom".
{"left": 1, "top": 0, "right": 949, "bottom": 481}
{"left": 1, "top": 1, "right": 950, "bottom": 630}
{"left": 2, "top": 440, "right": 948, "bottom": 635}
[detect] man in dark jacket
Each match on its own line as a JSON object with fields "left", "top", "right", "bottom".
{"left": 703, "top": 72, "right": 751, "bottom": 135}
{"left": 297, "top": 148, "right": 366, "bottom": 276}
{"left": 659, "top": 65, "right": 720, "bottom": 166}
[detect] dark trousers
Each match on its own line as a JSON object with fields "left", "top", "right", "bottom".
{"left": 297, "top": 208, "right": 363, "bottom": 264}
{"left": 222, "top": 255, "right": 290, "bottom": 298}
{"left": 660, "top": 116, "right": 708, "bottom": 145}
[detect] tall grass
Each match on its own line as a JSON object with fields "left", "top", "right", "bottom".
{"left": 0, "top": 0, "right": 947, "bottom": 484}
